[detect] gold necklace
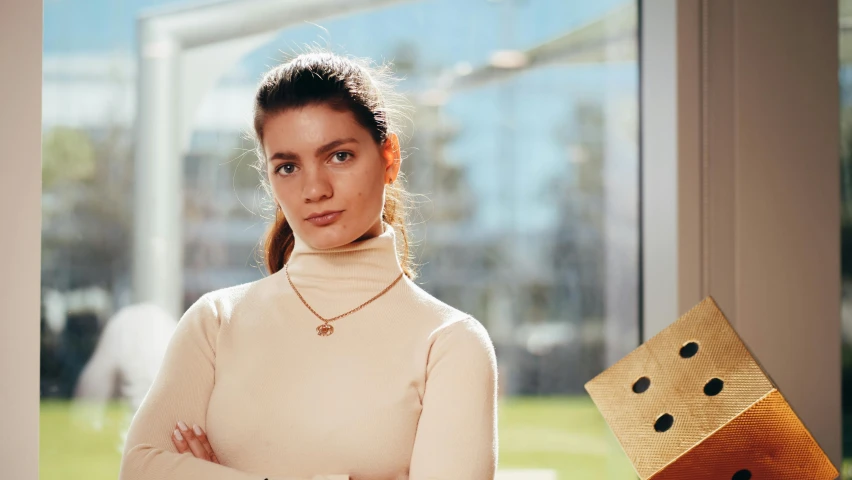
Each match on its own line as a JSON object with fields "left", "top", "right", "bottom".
{"left": 284, "top": 263, "right": 404, "bottom": 337}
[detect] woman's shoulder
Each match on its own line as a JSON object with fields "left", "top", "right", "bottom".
{"left": 400, "top": 277, "right": 464, "bottom": 318}
{"left": 400, "top": 277, "right": 491, "bottom": 340}
{"left": 190, "top": 274, "right": 276, "bottom": 318}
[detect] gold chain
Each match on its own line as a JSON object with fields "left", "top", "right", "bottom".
{"left": 284, "top": 263, "right": 404, "bottom": 336}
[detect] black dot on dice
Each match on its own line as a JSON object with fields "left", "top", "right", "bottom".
{"left": 732, "top": 469, "right": 752, "bottom": 480}
{"left": 632, "top": 376, "right": 651, "bottom": 394}
{"left": 654, "top": 413, "right": 674, "bottom": 432}
{"left": 704, "top": 378, "right": 724, "bottom": 396}
{"left": 679, "top": 341, "right": 699, "bottom": 358}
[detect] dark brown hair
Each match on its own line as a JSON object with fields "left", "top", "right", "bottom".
{"left": 252, "top": 52, "right": 416, "bottom": 279}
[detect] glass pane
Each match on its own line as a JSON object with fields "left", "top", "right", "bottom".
{"left": 41, "top": 1, "right": 640, "bottom": 479}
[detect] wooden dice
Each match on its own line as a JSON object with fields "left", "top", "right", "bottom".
{"left": 585, "top": 297, "right": 838, "bottom": 480}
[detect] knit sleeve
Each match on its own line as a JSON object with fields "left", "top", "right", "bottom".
{"left": 118, "top": 295, "right": 342, "bottom": 480}
{"left": 409, "top": 316, "right": 499, "bottom": 479}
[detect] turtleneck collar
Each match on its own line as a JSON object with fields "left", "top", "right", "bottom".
{"left": 280, "top": 222, "right": 406, "bottom": 317}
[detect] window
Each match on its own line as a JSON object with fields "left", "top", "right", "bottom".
{"left": 40, "top": 1, "right": 640, "bottom": 478}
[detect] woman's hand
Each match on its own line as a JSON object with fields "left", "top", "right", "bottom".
{"left": 172, "top": 421, "right": 220, "bottom": 464}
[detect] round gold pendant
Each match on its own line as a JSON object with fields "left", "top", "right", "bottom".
{"left": 317, "top": 323, "right": 334, "bottom": 336}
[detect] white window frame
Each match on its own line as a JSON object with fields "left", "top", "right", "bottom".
{"left": 2, "top": 0, "right": 842, "bottom": 476}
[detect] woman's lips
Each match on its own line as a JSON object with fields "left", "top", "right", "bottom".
{"left": 305, "top": 211, "right": 343, "bottom": 226}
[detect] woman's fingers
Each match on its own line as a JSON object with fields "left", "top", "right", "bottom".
{"left": 172, "top": 428, "right": 190, "bottom": 454}
{"left": 192, "top": 424, "right": 219, "bottom": 464}
{"left": 171, "top": 421, "right": 219, "bottom": 463}
{"left": 175, "top": 421, "right": 211, "bottom": 461}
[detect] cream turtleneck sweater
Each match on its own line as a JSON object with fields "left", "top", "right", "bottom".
{"left": 118, "top": 223, "right": 498, "bottom": 480}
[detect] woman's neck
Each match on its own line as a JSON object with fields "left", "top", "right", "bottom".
{"left": 280, "top": 222, "right": 405, "bottom": 317}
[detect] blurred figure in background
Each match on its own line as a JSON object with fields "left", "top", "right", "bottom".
{"left": 72, "top": 303, "right": 177, "bottom": 440}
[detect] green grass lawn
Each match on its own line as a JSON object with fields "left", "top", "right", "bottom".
{"left": 41, "top": 395, "right": 636, "bottom": 479}
{"left": 497, "top": 396, "right": 636, "bottom": 478}
{"left": 41, "top": 397, "right": 852, "bottom": 479}
{"left": 40, "top": 400, "right": 133, "bottom": 480}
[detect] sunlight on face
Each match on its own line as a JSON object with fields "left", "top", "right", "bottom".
{"left": 262, "top": 103, "right": 399, "bottom": 250}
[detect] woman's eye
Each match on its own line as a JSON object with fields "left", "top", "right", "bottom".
{"left": 332, "top": 152, "right": 352, "bottom": 163}
{"left": 276, "top": 163, "right": 297, "bottom": 175}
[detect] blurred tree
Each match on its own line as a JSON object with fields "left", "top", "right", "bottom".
{"left": 42, "top": 127, "right": 97, "bottom": 190}
{"left": 840, "top": 106, "right": 852, "bottom": 278}
{"left": 548, "top": 101, "right": 606, "bottom": 324}
{"left": 41, "top": 125, "right": 132, "bottom": 291}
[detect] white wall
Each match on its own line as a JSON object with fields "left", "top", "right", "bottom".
{"left": 0, "top": 0, "right": 43, "bottom": 478}
{"left": 643, "top": 0, "right": 841, "bottom": 466}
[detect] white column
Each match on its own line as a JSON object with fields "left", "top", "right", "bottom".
{"left": 641, "top": 0, "right": 679, "bottom": 339}
{"left": 135, "top": 25, "right": 183, "bottom": 317}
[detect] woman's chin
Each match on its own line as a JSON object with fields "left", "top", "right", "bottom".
{"left": 300, "top": 224, "right": 357, "bottom": 249}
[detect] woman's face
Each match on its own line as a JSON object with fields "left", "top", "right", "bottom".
{"left": 263, "top": 103, "right": 401, "bottom": 250}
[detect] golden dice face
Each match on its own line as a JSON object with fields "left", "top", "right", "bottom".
{"left": 584, "top": 297, "right": 837, "bottom": 480}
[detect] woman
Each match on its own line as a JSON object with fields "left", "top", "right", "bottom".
{"left": 118, "top": 52, "right": 498, "bottom": 480}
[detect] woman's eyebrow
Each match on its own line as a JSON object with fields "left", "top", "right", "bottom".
{"left": 269, "top": 137, "right": 358, "bottom": 162}
{"left": 269, "top": 151, "right": 299, "bottom": 161}
{"left": 315, "top": 137, "right": 358, "bottom": 157}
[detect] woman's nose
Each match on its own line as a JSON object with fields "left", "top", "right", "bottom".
{"left": 302, "top": 169, "right": 333, "bottom": 202}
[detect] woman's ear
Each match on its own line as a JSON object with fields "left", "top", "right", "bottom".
{"left": 382, "top": 133, "right": 402, "bottom": 184}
